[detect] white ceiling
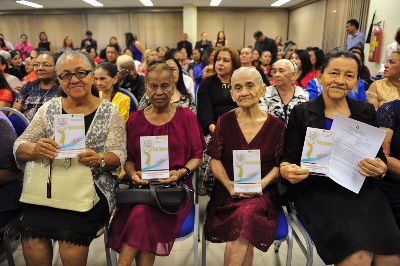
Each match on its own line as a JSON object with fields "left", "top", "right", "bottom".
{"left": 0, "top": 0, "right": 308, "bottom": 10}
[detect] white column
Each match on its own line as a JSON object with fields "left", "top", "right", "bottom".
{"left": 183, "top": 4, "right": 198, "bottom": 44}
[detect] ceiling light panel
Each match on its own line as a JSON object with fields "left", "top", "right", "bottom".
{"left": 210, "top": 0, "right": 222, "bottom": 6}
{"left": 82, "top": 0, "right": 104, "bottom": 7}
{"left": 271, "top": 0, "right": 291, "bottom": 7}
{"left": 15, "top": 0, "right": 43, "bottom": 8}
{"left": 139, "top": 0, "right": 154, "bottom": 6}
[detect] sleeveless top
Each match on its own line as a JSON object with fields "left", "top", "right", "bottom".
{"left": 130, "top": 42, "right": 142, "bottom": 62}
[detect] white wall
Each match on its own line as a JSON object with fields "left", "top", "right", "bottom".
{"left": 364, "top": 0, "right": 400, "bottom": 75}
{"left": 288, "top": 0, "right": 326, "bottom": 49}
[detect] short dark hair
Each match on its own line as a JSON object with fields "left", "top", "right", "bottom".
{"left": 37, "top": 51, "right": 56, "bottom": 64}
{"left": 306, "top": 47, "right": 325, "bottom": 69}
{"left": 85, "top": 30, "right": 93, "bottom": 36}
{"left": 346, "top": 19, "right": 359, "bottom": 29}
{"left": 395, "top": 27, "right": 400, "bottom": 44}
{"left": 253, "top": 31, "right": 263, "bottom": 39}
{"left": 291, "top": 49, "right": 313, "bottom": 84}
{"left": 320, "top": 47, "right": 361, "bottom": 78}
{"left": 106, "top": 44, "right": 120, "bottom": 54}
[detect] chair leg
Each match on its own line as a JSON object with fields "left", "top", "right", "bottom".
{"left": 286, "top": 224, "right": 293, "bottom": 266}
{"left": 194, "top": 204, "right": 199, "bottom": 266}
{"left": 201, "top": 228, "right": 206, "bottom": 266}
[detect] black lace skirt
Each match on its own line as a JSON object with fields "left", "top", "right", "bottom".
{"left": 21, "top": 186, "right": 109, "bottom": 246}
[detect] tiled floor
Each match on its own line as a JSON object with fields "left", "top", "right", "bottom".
{"left": 1, "top": 197, "right": 328, "bottom": 266}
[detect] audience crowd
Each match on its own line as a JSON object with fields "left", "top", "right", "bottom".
{"left": 1, "top": 20, "right": 400, "bottom": 266}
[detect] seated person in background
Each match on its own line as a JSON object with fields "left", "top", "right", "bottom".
{"left": 290, "top": 49, "right": 316, "bottom": 89}
{"left": 138, "top": 59, "right": 196, "bottom": 114}
{"left": 138, "top": 48, "right": 159, "bottom": 75}
{"left": 105, "top": 45, "right": 120, "bottom": 64}
{"left": 8, "top": 50, "right": 28, "bottom": 81}
{"left": 116, "top": 55, "right": 145, "bottom": 102}
{"left": 280, "top": 48, "right": 400, "bottom": 265}
{"left": 205, "top": 67, "right": 285, "bottom": 266}
{"left": 367, "top": 51, "right": 400, "bottom": 109}
{"left": 197, "top": 46, "right": 240, "bottom": 135}
{"left": 188, "top": 48, "right": 202, "bottom": 80}
{"left": 0, "top": 112, "right": 22, "bottom": 228}
{"left": 306, "top": 47, "right": 324, "bottom": 72}
{"left": 378, "top": 100, "right": 400, "bottom": 227}
{"left": 0, "top": 53, "right": 22, "bottom": 90}
{"left": 87, "top": 47, "right": 102, "bottom": 65}
{"left": 239, "top": 47, "right": 270, "bottom": 86}
{"left": 94, "top": 62, "right": 131, "bottom": 122}
{"left": 193, "top": 47, "right": 216, "bottom": 92}
{"left": 260, "top": 59, "right": 308, "bottom": 126}
{"left": 259, "top": 50, "right": 273, "bottom": 78}
{"left": 282, "top": 40, "right": 297, "bottom": 59}
{"left": 12, "top": 51, "right": 60, "bottom": 121}
{"left": 350, "top": 46, "right": 373, "bottom": 88}
{"left": 251, "top": 48, "right": 261, "bottom": 67}
{"left": 14, "top": 34, "right": 32, "bottom": 61}
{"left": 0, "top": 71, "right": 16, "bottom": 111}
{"left": 378, "top": 27, "right": 400, "bottom": 76}
{"left": 108, "top": 62, "right": 205, "bottom": 266}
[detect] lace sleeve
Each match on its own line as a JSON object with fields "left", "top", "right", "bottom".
{"left": 105, "top": 106, "right": 127, "bottom": 167}
{"left": 377, "top": 101, "right": 397, "bottom": 130}
{"left": 206, "top": 118, "right": 223, "bottom": 160}
{"left": 138, "top": 94, "right": 150, "bottom": 110}
{"left": 13, "top": 103, "right": 47, "bottom": 170}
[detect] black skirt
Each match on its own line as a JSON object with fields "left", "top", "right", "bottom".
{"left": 21, "top": 186, "right": 109, "bottom": 246}
{"left": 296, "top": 176, "right": 400, "bottom": 264}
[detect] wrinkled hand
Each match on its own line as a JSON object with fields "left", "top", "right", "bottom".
{"left": 280, "top": 164, "right": 310, "bottom": 184}
{"left": 33, "top": 138, "right": 58, "bottom": 159}
{"left": 358, "top": 158, "right": 387, "bottom": 178}
{"left": 159, "top": 170, "right": 185, "bottom": 184}
{"left": 130, "top": 171, "right": 148, "bottom": 185}
{"left": 225, "top": 181, "right": 262, "bottom": 199}
{"left": 77, "top": 149, "right": 100, "bottom": 167}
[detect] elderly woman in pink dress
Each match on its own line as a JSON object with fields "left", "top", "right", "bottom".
{"left": 108, "top": 61, "right": 205, "bottom": 266}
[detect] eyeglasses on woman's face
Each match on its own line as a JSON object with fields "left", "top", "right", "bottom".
{"left": 58, "top": 70, "right": 92, "bottom": 81}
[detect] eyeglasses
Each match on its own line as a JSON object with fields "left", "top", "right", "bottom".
{"left": 58, "top": 70, "right": 92, "bottom": 81}
{"left": 33, "top": 62, "right": 54, "bottom": 68}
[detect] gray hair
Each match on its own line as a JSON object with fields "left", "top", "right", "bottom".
{"left": 273, "top": 59, "right": 298, "bottom": 73}
{"left": 116, "top": 54, "right": 135, "bottom": 71}
{"left": 55, "top": 50, "right": 95, "bottom": 75}
{"left": 231, "top": 66, "right": 263, "bottom": 86}
{"left": 0, "top": 50, "right": 11, "bottom": 62}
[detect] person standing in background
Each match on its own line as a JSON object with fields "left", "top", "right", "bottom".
{"left": 15, "top": 33, "right": 32, "bottom": 61}
{"left": 0, "top": 33, "right": 14, "bottom": 50}
{"left": 345, "top": 19, "right": 365, "bottom": 50}
{"left": 253, "top": 31, "right": 278, "bottom": 62}
{"left": 195, "top": 32, "right": 212, "bottom": 53}
{"left": 125, "top": 32, "right": 145, "bottom": 62}
{"left": 80, "top": 30, "right": 97, "bottom": 52}
{"left": 177, "top": 33, "right": 193, "bottom": 58}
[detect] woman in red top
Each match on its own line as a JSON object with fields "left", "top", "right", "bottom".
{"left": 0, "top": 71, "right": 15, "bottom": 113}
{"left": 290, "top": 49, "right": 316, "bottom": 89}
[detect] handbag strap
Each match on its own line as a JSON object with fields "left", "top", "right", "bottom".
{"left": 149, "top": 183, "right": 191, "bottom": 215}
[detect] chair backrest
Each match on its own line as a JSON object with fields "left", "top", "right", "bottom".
{"left": 119, "top": 88, "right": 138, "bottom": 112}
{"left": 0, "top": 107, "right": 29, "bottom": 137}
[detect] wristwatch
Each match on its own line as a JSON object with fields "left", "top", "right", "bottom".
{"left": 181, "top": 166, "right": 191, "bottom": 178}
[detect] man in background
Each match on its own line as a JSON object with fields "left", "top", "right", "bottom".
{"left": 345, "top": 19, "right": 366, "bottom": 50}
{"left": 80, "top": 30, "right": 97, "bottom": 51}
{"left": 177, "top": 33, "right": 193, "bottom": 58}
{"left": 195, "top": 32, "right": 212, "bottom": 53}
{"left": 253, "top": 30, "right": 278, "bottom": 62}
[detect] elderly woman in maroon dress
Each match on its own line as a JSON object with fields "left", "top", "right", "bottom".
{"left": 108, "top": 62, "right": 205, "bottom": 266}
{"left": 204, "top": 66, "right": 285, "bottom": 266}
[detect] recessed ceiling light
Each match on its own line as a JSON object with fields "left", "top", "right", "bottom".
{"left": 210, "top": 0, "right": 222, "bottom": 6}
{"left": 271, "top": 0, "right": 291, "bottom": 7}
{"left": 82, "top": 0, "right": 104, "bottom": 7}
{"left": 15, "top": 0, "right": 43, "bottom": 8}
{"left": 139, "top": 0, "right": 154, "bottom": 6}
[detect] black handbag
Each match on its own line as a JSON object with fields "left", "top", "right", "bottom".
{"left": 116, "top": 181, "right": 192, "bottom": 215}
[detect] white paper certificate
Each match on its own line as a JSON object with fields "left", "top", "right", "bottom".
{"left": 54, "top": 114, "right": 86, "bottom": 158}
{"left": 301, "top": 128, "right": 334, "bottom": 176}
{"left": 328, "top": 114, "right": 386, "bottom": 193}
{"left": 140, "top": 136, "right": 169, "bottom": 180}
{"left": 233, "top": 150, "right": 262, "bottom": 193}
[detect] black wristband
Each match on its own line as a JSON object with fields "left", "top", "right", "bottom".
{"left": 181, "top": 166, "right": 191, "bottom": 177}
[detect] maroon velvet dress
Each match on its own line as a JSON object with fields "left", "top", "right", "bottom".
{"left": 108, "top": 107, "right": 205, "bottom": 256}
{"left": 204, "top": 110, "right": 285, "bottom": 251}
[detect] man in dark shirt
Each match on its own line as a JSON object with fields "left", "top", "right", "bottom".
{"left": 253, "top": 31, "right": 278, "bottom": 62}
{"left": 195, "top": 32, "right": 212, "bottom": 53}
{"left": 177, "top": 33, "right": 193, "bottom": 58}
{"left": 80, "top": 30, "right": 98, "bottom": 51}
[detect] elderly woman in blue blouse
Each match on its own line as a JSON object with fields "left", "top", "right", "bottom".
{"left": 13, "top": 50, "right": 126, "bottom": 266}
